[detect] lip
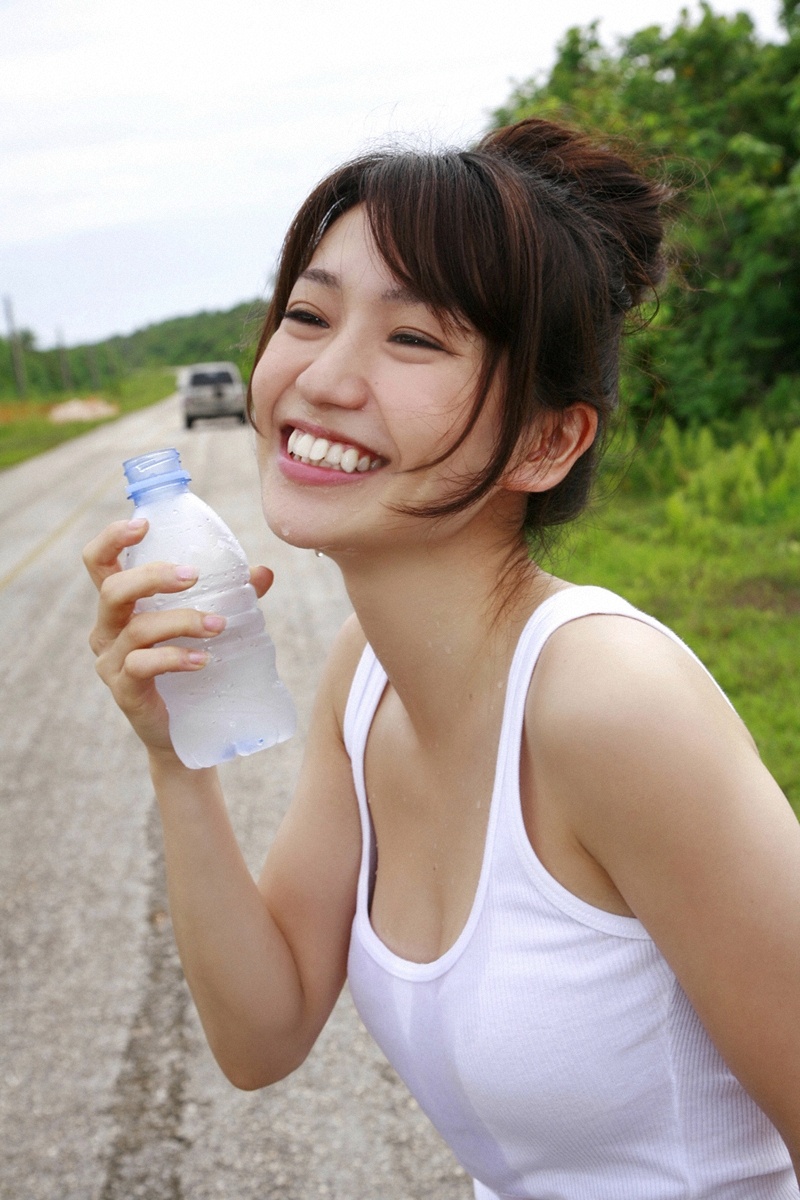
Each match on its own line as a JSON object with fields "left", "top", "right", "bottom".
{"left": 278, "top": 448, "right": 381, "bottom": 485}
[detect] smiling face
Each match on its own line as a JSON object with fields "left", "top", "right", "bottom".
{"left": 251, "top": 206, "right": 522, "bottom": 556}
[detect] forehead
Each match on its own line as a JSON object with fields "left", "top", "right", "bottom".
{"left": 303, "top": 207, "right": 411, "bottom": 296}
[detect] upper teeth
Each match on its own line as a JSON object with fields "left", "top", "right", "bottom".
{"left": 287, "top": 429, "right": 381, "bottom": 473}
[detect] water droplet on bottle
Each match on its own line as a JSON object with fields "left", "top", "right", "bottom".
{"left": 314, "top": 549, "right": 324, "bottom": 558}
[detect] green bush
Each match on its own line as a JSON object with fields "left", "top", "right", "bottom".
{"left": 494, "top": 2, "right": 800, "bottom": 431}
{"left": 613, "top": 415, "right": 800, "bottom": 530}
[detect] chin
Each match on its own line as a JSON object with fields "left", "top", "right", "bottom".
{"left": 262, "top": 507, "right": 320, "bottom": 550}
{"left": 260, "top": 494, "right": 349, "bottom": 553}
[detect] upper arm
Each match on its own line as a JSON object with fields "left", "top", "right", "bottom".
{"left": 530, "top": 616, "right": 800, "bottom": 1152}
{"left": 256, "top": 613, "right": 365, "bottom": 1052}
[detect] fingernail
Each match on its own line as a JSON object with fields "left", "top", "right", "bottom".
{"left": 187, "top": 651, "right": 208, "bottom": 666}
{"left": 202, "top": 614, "right": 226, "bottom": 632}
{"left": 175, "top": 565, "right": 199, "bottom": 581}
{"left": 127, "top": 518, "right": 147, "bottom": 530}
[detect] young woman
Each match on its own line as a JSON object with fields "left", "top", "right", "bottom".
{"left": 84, "top": 118, "right": 800, "bottom": 1198}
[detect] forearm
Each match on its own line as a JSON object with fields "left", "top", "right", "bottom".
{"left": 148, "top": 749, "right": 309, "bottom": 1088}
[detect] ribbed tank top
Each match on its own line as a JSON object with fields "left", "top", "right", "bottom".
{"left": 344, "top": 586, "right": 796, "bottom": 1200}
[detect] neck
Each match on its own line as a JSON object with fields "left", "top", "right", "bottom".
{"left": 327, "top": 511, "right": 553, "bottom": 739}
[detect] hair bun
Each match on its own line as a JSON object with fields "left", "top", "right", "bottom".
{"left": 480, "top": 117, "right": 669, "bottom": 307}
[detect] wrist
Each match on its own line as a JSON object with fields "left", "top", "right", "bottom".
{"left": 147, "top": 746, "right": 218, "bottom": 787}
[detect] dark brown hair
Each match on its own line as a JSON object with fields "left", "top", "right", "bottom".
{"left": 248, "top": 117, "right": 669, "bottom": 549}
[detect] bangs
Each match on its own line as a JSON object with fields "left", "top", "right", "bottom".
{"left": 271, "top": 149, "right": 532, "bottom": 351}
{"left": 357, "top": 153, "right": 523, "bottom": 347}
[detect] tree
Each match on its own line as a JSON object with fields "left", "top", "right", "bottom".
{"left": 494, "top": 3, "right": 800, "bottom": 431}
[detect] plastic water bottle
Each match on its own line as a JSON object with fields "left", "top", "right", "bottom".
{"left": 122, "top": 448, "right": 295, "bottom": 769}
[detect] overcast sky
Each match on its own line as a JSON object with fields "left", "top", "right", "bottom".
{"left": 0, "top": 0, "right": 785, "bottom": 348}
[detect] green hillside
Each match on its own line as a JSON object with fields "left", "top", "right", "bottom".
{"left": 0, "top": 299, "right": 268, "bottom": 402}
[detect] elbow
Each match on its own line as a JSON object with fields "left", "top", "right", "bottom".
{"left": 223, "top": 1062, "right": 294, "bottom": 1092}
{"left": 215, "top": 1039, "right": 312, "bottom": 1092}
{"left": 225, "top": 1067, "right": 273, "bottom": 1092}
{"left": 202, "top": 994, "right": 324, "bottom": 1091}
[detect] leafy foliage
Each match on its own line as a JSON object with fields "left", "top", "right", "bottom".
{"left": 495, "top": 2, "right": 800, "bottom": 431}
{"left": 100, "top": 300, "right": 267, "bottom": 380}
{"left": 610, "top": 415, "right": 800, "bottom": 530}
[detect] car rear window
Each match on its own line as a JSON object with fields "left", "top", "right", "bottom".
{"left": 189, "top": 370, "right": 235, "bottom": 386}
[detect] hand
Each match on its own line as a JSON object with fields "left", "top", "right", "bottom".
{"left": 83, "top": 518, "right": 274, "bottom": 755}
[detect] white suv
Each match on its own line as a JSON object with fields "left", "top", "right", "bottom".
{"left": 179, "top": 362, "right": 247, "bottom": 429}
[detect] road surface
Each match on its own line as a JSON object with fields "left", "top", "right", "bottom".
{"left": 0, "top": 396, "right": 472, "bottom": 1199}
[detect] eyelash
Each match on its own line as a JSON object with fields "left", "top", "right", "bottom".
{"left": 281, "top": 308, "right": 326, "bottom": 327}
{"left": 391, "top": 331, "right": 443, "bottom": 351}
{"left": 280, "top": 309, "right": 443, "bottom": 351}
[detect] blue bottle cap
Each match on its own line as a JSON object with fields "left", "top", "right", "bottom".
{"left": 123, "top": 448, "right": 191, "bottom": 501}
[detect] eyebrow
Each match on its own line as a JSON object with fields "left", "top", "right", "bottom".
{"left": 299, "top": 267, "right": 426, "bottom": 306}
{"left": 300, "top": 267, "right": 338, "bottom": 288}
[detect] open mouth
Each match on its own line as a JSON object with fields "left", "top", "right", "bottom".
{"left": 286, "top": 427, "right": 384, "bottom": 474}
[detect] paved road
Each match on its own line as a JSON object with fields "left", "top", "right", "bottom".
{"left": 0, "top": 396, "right": 472, "bottom": 1199}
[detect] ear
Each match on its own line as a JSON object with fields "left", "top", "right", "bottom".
{"left": 502, "top": 403, "right": 599, "bottom": 494}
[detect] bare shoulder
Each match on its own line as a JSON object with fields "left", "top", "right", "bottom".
{"left": 529, "top": 610, "right": 751, "bottom": 754}
{"left": 525, "top": 609, "right": 786, "bottom": 863}
{"left": 525, "top": 609, "right": 800, "bottom": 1142}
{"left": 287, "top": 610, "right": 367, "bottom": 801}
{"left": 253, "top": 613, "right": 368, "bottom": 1056}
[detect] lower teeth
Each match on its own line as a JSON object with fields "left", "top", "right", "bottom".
{"left": 290, "top": 452, "right": 376, "bottom": 473}
{"left": 292, "top": 454, "right": 342, "bottom": 470}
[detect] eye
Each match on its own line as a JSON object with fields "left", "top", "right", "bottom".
{"left": 281, "top": 308, "right": 328, "bottom": 329}
{"left": 390, "top": 330, "right": 444, "bottom": 351}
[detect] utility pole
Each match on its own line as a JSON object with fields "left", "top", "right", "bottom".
{"left": 3, "top": 295, "right": 27, "bottom": 397}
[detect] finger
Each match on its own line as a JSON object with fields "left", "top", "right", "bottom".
{"left": 96, "top": 639, "right": 207, "bottom": 690}
{"left": 82, "top": 519, "right": 149, "bottom": 590}
{"left": 93, "top": 604, "right": 226, "bottom": 665}
{"left": 250, "top": 565, "right": 274, "bottom": 599}
{"left": 119, "top": 643, "right": 212, "bottom": 684}
{"left": 94, "top": 640, "right": 206, "bottom": 754}
{"left": 90, "top": 562, "right": 201, "bottom": 654}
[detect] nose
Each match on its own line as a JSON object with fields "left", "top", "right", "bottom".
{"left": 294, "top": 330, "right": 371, "bottom": 411}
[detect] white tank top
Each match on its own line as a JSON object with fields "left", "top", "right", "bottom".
{"left": 344, "top": 586, "right": 796, "bottom": 1200}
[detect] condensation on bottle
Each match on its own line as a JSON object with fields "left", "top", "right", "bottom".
{"left": 122, "top": 448, "right": 295, "bottom": 769}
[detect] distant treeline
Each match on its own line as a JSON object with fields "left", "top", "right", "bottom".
{"left": 0, "top": 299, "right": 267, "bottom": 401}
{"left": 496, "top": 0, "right": 800, "bottom": 436}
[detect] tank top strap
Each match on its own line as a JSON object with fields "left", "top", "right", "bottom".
{"left": 343, "top": 642, "right": 388, "bottom": 910}
{"left": 343, "top": 640, "right": 387, "bottom": 768}
{"left": 497, "top": 585, "right": 734, "bottom": 804}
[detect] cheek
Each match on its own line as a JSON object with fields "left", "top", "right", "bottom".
{"left": 435, "top": 387, "right": 501, "bottom": 473}
{"left": 249, "top": 350, "right": 271, "bottom": 399}
{"left": 250, "top": 343, "right": 293, "bottom": 421}
{"left": 400, "top": 373, "right": 482, "bottom": 448}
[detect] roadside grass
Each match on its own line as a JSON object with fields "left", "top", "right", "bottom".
{"left": 546, "top": 494, "right": 800, "bottom": 816}
{"left": 0, "top": 367, "right": 176, "bottom": 470}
